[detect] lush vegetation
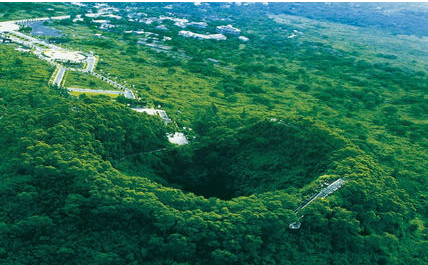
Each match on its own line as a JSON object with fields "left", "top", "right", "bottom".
{"left": 0, "top": 3, "right": 427, "bottom": 264}
{"left": 63, "top": 71, "right": 120, "bottom": 91}
{"left": 0, "top": 3, "right": 73, "bottom": 22}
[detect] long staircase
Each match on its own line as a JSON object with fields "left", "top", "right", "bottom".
{"left": 289, "top": 178, "right": 346, "bottom": 229}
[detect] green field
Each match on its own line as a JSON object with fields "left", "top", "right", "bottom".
{"left": 69, "top": 90, "right": 121, "bottom": 98}
{"left": 63, "top": 71, "right": 120, "bottom": 91}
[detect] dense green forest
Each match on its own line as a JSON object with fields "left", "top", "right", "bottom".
{"left": 1, "top": 2, "right": 427, "bottom": 264}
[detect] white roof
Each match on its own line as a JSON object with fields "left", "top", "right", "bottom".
{"left": 105, "top": 14, "right": 122, "bottom": 19}
{"left": 85, "top": 13, "right": 101, "bottom": 18}
{"left": 217, "top": 24, "right": 240, "bottom": 30}
{"left": 93, "top": 19, "right": 109, "bottom": 23}
{"left": 239, "top": 36, "right": 249, "bottom": 42}
{"left": 179, "top": 30, "right": 226, "bottom": 40}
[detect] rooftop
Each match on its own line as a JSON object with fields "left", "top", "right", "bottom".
{"left": 179, "top": 30, "right": 226, "bottom": 40}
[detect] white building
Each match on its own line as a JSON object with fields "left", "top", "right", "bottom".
{"left": 104, "top": 14, "right": 122, "bottom": 20}
{"left": 94, "top": 3, "right": 108, "bottom": 9}
{"left": 239, "top": 36, "right": 249, "bottom": 42}
{"left": 73, "top": 14, "right": 84, "bottom": 23}
{"left": 100, "top": 23, "right": 115, "bottom": 30}
{"left": 174, "top": 21, "right": 187, "bottom": 28}
{"left": 85, "top": 13, "right": 101, "bottom": 18}
{"left": 179, "top": 30, "right": 226, "bottom": 40}
{"left": 51, "top": 15, "right": 71, "bottom": 20}
{"left": 216, "top": 24, "right": 241, "bottom": 35}
{"left": 155, "top": 25, "right": 168, "bottom": 31}
{"left": 187, "top": 22, "right": 208, "bottom": 29}
{"left": 71, "top": 2, "right": 86, "bottom": 7}
{"left": 93, "top": 19, "right": 109, "bottom": 24}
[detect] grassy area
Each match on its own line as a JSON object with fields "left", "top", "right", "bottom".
{"left": 63, "top": 71, "right": 120, "bottom": 91}
{"left": 0, "top": 3, "right": 75, "bottom": 22}
{"left": 69, "top": 90, "right": 120, "bottom": 98}
{"left": 0, "top": 45, "right": 54, "bottom": 88}
{"left": 269, "top": 14, "right": 428, "bottom": 72}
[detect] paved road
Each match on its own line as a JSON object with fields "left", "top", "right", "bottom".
{"left": 91, "top": 72, "right": 136, "bottom": 99}
{"left": 5, "top": 28, "right": 137, "bottom": 100}
{"left": 67, "top": 87, "right": 125, "bottom": 95}
{"left": 53, "top": 67, "right": 66, "bottom": 87}
{"left": 11, "top": 30, "right": 57, "bottom": 49}
{"left": 6, "top": 23, "right": 146, "bottom": 108}
{"left": 86, "top": 55, "right": 96, "bottom": 72}
{"left": 124, "top": 89, "right": 135, "bottom": 99}
{"left": 7, "top": 34, "right": 34, "bottom": 48}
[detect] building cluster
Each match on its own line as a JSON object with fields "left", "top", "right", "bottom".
{"left": 216, "top": 24, "right": 241, "bottom": 35}
{"left": 141, "top": 15, "right": 208, "bottom": 31}
{"left": 178, "top": 30, "right": 226, "bottom": 41}
{"left": 67, "top": 5, "right": 250, "bottom": 44}
{"left": 186, "top": 22, "right": 208, "bottom": 29}
{"left": 125, "top": 11, "right": 147, "bottom": 22}
{"left": 83, "top": 3, "right": 122, "bottom": 30}
{"left": 92, "top": 19, "right": 116, "bottom": 30}
{"left": 173, "top": 20, "right": 208, "bottom": 29}
{"left": 106, "top": 9, "right": 249, "bottom": 43}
